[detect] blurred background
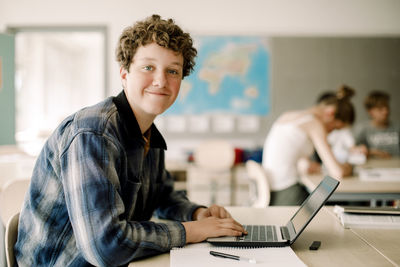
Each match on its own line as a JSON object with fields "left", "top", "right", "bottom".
{"left": 1, "top": 0, "right": 399, "bottom": 158}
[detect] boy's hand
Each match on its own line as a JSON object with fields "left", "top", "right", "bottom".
{"left": 183, "top": 204, "right": 247, "bottom": 244}
{"left": 182, "top": 216, "right": 246, "bottom": 244}
{"left": 193, "top": 204, "right": 231, "bottom": 220}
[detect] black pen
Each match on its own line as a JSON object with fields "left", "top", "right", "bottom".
{"left": 210, "top": 250, "right": 257, "bottom": 264}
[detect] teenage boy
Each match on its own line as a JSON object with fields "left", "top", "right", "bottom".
{"left": 15, "top": 15, "right": 246, "bottom": 267}
{"left": 355, "top": 90, "right": 400, "bottom": 158}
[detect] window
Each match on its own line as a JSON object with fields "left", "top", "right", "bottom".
{"left": 8, "top": 26, "right": 107, "bottom": 155}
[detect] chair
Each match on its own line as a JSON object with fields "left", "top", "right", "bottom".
{"left": 0, "top": 178, "right": 30, "bottom": 226}
{"left": 5, "top": 212, "right": 19, "bottom": 267}
{"left": 187, "top": 140, "right": 235, "bottom": 206}
{"left": 245, "top": 160, "right": 270, "bottom": 208}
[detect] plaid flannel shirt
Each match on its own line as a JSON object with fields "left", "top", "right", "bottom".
{"left": 15, "top": 91, "right": 201, "bottom": 266}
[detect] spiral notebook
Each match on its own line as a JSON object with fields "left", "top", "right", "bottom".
{"left": 170, "top": 243, "right": 306, "bottom": 267}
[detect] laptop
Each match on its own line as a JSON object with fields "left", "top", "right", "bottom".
{"left": 207, "top": 175, "right": 339, "bottom": 247}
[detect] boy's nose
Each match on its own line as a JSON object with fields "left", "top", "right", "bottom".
{"left": 152, "top": 71, "right": 167, "bottom": 87}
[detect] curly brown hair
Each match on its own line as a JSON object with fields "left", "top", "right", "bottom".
{"left": 115, "top": 14, "right": 197, "bottom": 79}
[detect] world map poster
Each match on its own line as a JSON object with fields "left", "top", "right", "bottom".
{"left": 165, "top": 36, "right": 270, "bottom": 115}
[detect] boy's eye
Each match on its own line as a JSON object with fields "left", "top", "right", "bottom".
{"left": 168, "top": 69, "right": 180, "bottom": 75}
{"left": 143, "top": 66, "right": 153, "bottom": 71}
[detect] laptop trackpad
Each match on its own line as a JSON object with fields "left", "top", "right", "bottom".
{"left": 207, "top": 236, "right": 236, "bottom": 242}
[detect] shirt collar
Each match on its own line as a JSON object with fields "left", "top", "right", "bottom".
{"left": 113, "top": 90, "right": 167, "bottom": 150}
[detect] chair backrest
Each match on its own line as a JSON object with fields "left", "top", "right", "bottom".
{"left": 0, "top": 178, "right": 30, "bottom": 226}
{"left": 193, "top": 140, "right": 235, "bottom": 171}
{"left": 245, "top": 160, "right": 270, "bottom": 208}
{"left": 5, "top": 212, "right": 19, "bottom": 267}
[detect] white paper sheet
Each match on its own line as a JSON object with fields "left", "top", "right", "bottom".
{"left": 237, "top": 115, "right": 260, "bottom": 133}
{"left": 171, "top": 242, "right": 306, "bottom": 267}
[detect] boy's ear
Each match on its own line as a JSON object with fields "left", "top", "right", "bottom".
{"left": 120, "top": 67, "right": 128, "bottom": 88}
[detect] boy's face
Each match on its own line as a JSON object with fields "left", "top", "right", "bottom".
{"left": 120, "top": 42, "right": 183, "bottom": 120}
{"left": 368, "top": 105, "right": 389, "bottom": 125}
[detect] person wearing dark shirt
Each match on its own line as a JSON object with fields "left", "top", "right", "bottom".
{"left": 15, "top": 14, "right": 246, "bottom": 266}
{"left": 355, "top": 90, "right": 400, "bottom": 158}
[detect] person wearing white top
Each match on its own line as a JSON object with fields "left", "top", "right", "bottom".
{"left": 328, "top": 127, "right": 355, "bottom": 163}
{"left": 262, "top": 85, "right": 355, "bottom": 205}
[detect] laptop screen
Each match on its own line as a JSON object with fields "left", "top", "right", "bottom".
{"left": 290, "top": 176, "right": 339, "bottom": 234}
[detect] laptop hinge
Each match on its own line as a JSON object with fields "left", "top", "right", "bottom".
{"left": 280, "top": 226, "right": 290, "bottom": 240}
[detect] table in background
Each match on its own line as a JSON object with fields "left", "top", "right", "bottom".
{"left": 129, "top": 206, "right": 399, "bottom": 267}
{"left": 301, "top": 158, "right": 400, "bottom": 205}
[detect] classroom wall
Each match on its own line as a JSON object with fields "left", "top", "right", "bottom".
{"left": 270, "top": 37, "right": 400, "bottom": 126}
{"left": 1, "top": 0, "right": 400, "bottom": 151}
{"left": 2, "top": 0, "right": 400, "bottom": 95}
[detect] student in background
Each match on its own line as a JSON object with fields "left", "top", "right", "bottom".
{"left": 15, "top": 15, "right": 246, "bottom": 266}
{"left": 262, "top": 85, "right": 354, "bottom": 205}
{"left": 355, "top": 90, "right": 400, "bottom": 158}
{"left": 307, "top": 90, "right": 365, "bottom": 171}
{"left": 318, "top": 92, "right": 356, "bottom": 164}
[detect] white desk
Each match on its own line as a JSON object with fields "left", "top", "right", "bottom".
{"left": 301, "top": 158, "right": 400, "bottom": 203}
{"left": 129, "top": 206, "right": 399, "bottom": 267}
{"left": 348, "top": 227, "right": 400, "bottom": 265}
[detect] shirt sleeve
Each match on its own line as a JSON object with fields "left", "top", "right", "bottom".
{"left": 155, "top": 169, "right": 205, "bottom": 221}
{"left": 61, "top": 132, "right": 186, "bottom": 266}
{"left": 354, "top": 124, "right": 368, "bottom": 147}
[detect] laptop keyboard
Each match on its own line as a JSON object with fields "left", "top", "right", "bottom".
{"left": 237, "top": 225, "right": 278, "bottom": 242}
